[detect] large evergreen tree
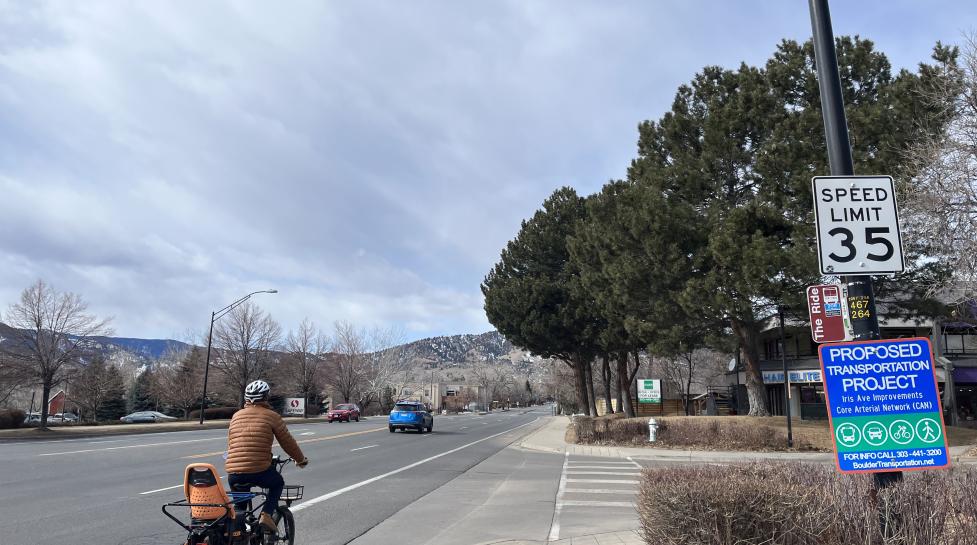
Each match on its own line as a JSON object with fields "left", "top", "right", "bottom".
{"left": 482, "top": 187, "right": 600, "bottom": 415}
{"left": 98, "top": 365, "right": 127, "bottom": 421}
{"left": 630, "top": 37, "right": 955, "bottom": 415}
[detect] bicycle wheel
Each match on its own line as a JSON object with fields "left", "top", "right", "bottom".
{"left": 262, "top": 507, "right": 294, "bottom": 545}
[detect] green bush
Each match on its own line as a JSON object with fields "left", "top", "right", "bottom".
{"left": 187, "top": 407, "right": 239, "bottom": 420}
{"left": 0, "top": 409, "right": 26, "bottom": 429}
{"left": 638, "top": 462, "right": 977, "bottom": 545}
{"left": 571, "top": 415, "right": 819, "bottom": 451}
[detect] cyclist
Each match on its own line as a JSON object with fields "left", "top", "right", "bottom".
{"left": 226, "top": 380, "right": 309, "bottom": 534}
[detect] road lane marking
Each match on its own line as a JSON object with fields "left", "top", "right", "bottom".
{"left": 39, "top": 437, "right": 222, "bottom": 457}
{"left": 299, "top": 432, "right": 315, "bottom": 436}
{"left": 182, "top": 427, "right": 386, "bottom": 459}
{"left": 460, "top": 426, "right": 468, "bottom": 430}
{"left": 350, "top": 445, "right": 378, "bottom": 452}
{"left": 547, "top": 452, "right": 570, "bottom": 542}
{"left": 291, "top": 418, "right": 539, "bottom": 513}
{"left": 140, "top": 476, "right": 225, "bottom": 495}
{"left": 87, "top": 439, "right": 126, "bottom": 444}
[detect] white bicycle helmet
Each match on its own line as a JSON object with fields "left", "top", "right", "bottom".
{"left": 245, "top": 380, "right": 271, "bottom": 402}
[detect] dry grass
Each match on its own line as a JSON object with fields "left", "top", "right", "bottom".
{"left": 571, "top": 415, "right": 977, "bottom": 453}
{"left": 639, "top": 462, "right": 977, "bottom": 545}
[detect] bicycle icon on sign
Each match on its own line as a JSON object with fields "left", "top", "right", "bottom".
{"left": 889, "top": 420, "right": 915, "bottom": 445}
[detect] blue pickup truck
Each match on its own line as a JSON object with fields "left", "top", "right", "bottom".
{"left": 388, "top": 401, "right": 434, "bottom": 433}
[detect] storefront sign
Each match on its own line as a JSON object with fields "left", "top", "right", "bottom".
{"left": 762, "top": 369, "right": 823, "bottom": 384}
{"left": 283, "top": 397, "right": 305, "bottom": 416}
{"left": 807, "top": 284, "right": 852, "bottom": 343}
{"left": 637, "top": 379, "right": 661, "bottom": 404}
{"left": 819, "top": 338, "right": 949, "bottom": 473}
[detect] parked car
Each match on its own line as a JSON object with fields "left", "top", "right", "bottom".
{"left": 388, "top": 401, "right": 433, "bottom": 433}
{"left": 326, "top": 404, "right": 360, "bottom": 422}
{"left": 23, "top": 413, "right": 43, "bottom": 425}
{"left": 120, "top": 411, "right": 177, "bottom": 423}
{"left": 48, "top": 412, "right": 79, "bottom": 424}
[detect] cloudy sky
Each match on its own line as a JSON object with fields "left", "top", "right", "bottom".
{"left": 0, "top": 1, "right": 974, "bottom": 342}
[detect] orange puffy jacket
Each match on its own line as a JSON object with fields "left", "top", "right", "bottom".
{"left": 225, "top": 401, "right": 305, "bottom": 475}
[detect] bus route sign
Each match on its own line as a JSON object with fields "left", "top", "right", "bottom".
{"left": 818, "top": 337, "right": 949, "bottom": 473}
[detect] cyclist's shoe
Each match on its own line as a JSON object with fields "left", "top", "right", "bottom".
{"left": 259, "top": 512, "right": 277, "bottom": 533}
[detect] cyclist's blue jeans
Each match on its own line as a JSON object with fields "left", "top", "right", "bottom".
{"left": 229, "top": 464, "right": 283, "bottom": 516}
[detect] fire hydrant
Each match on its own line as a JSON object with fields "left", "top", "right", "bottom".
{"left": 648, "top": 418, "right": 658, "bottom": 442}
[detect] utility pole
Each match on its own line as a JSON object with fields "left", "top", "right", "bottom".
{"left": 808, "top": 0, "right": 902, "bottom": 507}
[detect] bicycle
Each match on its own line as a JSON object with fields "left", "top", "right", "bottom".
{"left": 163, "top": 455, "right": 302, "bottom": 545}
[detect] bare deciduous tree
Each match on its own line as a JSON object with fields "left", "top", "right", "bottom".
{"left": 3, "top": 280, "right": 112, "bottom": 429}
{"left": 154, "top": 347, "right": 206, "bottom": 419}
{"left": 654, "top": 349, "right": 727, "bottom": 416}
{"left": 327, "top": 321, "right": 366, "bottom": 405}
{"left": 281, "top": 318, "right": 327, "bottom": 418}
{"left": 903, "top": 39, "right": 977, "bottom": 303}
{"left": 360, "top": 327, "right": 415, "bottom": 414}
{"left": 212, "top": 302, "right": 281, "bottom": 408}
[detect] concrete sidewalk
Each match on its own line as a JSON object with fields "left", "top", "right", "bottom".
{"left": 515, "top": 416, "right": 976, "bottom": 463}
{"left": 347, "top": 443, "right": 564, "bottom": 545}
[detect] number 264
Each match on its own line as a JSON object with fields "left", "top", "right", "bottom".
{"left": 828, "top": 227, "right": 894, "bottom": 263}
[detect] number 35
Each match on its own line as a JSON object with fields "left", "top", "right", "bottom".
{"left": 828, "top": 227, "right": 894, "bottom": 262}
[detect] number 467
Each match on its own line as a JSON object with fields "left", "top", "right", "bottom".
{"left": 828, "top": 227, "right": 894, "bottom": 263}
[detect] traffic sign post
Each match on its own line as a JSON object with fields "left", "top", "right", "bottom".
{"left": 818, "top": 338, "right": 949, "bottom": 473}
{"left": 807, "top": 284, "right": 852, "bottom": 343}
{"left": 813, "top": 176, "right": 905, "bottom": 276}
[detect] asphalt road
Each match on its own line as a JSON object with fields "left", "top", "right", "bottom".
{"left": 0, "top": 406, "right": 548, "bottom": 545}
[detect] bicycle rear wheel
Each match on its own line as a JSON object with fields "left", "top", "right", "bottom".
{"left": 262, "top": 507, "right": 294, "bottom": 545}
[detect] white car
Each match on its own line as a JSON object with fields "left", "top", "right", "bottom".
{"left": 120, "top": 411, "right": 177, "bottom": 423}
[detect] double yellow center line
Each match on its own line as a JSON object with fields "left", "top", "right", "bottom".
{"left": 182, "top": 427, "right": 387, "bottom": 459}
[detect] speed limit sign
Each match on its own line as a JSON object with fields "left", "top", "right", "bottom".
{"left": 813, "top": 176, "right": 905, "bottom": 275}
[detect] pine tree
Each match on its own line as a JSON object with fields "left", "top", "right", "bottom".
{"left": 130, "top": 369, "right": 156, "bottom": 412}
{"left": 482, "top": 187, "right": 600, "bottom": 415}
{"left": 630, "top": 37, "right": 956, "bottom": 415}
{"left": 98, "top": 365, "right": 128, "bottom": 421}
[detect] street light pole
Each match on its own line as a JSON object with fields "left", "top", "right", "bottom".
{"left": 198, "top": 289, "right": 278, "bottom": 425}
{"left": 199, "top": 311, "right": 217, "bottom": 425}
{"left": 808, "top": 0, "right": 901, "bottom": 513}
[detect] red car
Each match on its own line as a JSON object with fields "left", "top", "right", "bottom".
{"left": 327, "top": 403, "right": 360, "bottom": 422}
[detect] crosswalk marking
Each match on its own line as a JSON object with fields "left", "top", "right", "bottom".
{"left": 548, "top": 455, "right": 644, "bottom": 541}
{"left": 565, "top": 470, "right": 641, "bottom": 476}
{"left": 565, "top": 478, "right": 640, "bottom": 484}
{"left": 563, "top": 488, "right": 637, "bottom": 494}
{"left": 558, "top": 500, "right": 634, "bottom": 508}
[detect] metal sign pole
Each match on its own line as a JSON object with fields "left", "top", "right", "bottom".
{"left": 808, "top": 0, "right": 902, "bottom": 520}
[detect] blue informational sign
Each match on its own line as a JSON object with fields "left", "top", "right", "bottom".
{"left": 818, "top": 337, "right": 949, "bottom": 473}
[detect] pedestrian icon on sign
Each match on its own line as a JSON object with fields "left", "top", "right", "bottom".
{"left": 917, "top": 418, "right": 941, "bottom": 443}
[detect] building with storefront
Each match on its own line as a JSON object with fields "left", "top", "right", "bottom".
{"left": 727, "top": 312, "right": 977, "bottom": 423}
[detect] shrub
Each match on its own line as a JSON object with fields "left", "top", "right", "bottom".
{"left": 188, "top": 407, "right": 239, "bottom": 420}
{"left": 0, "top": 409, "right": 26, "bottom": 429}
{"left": 638, "top": 462, "right": 977, "bottom": 545}
{"left": 571, "top": 415, "right": 821, "bottom": 451}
